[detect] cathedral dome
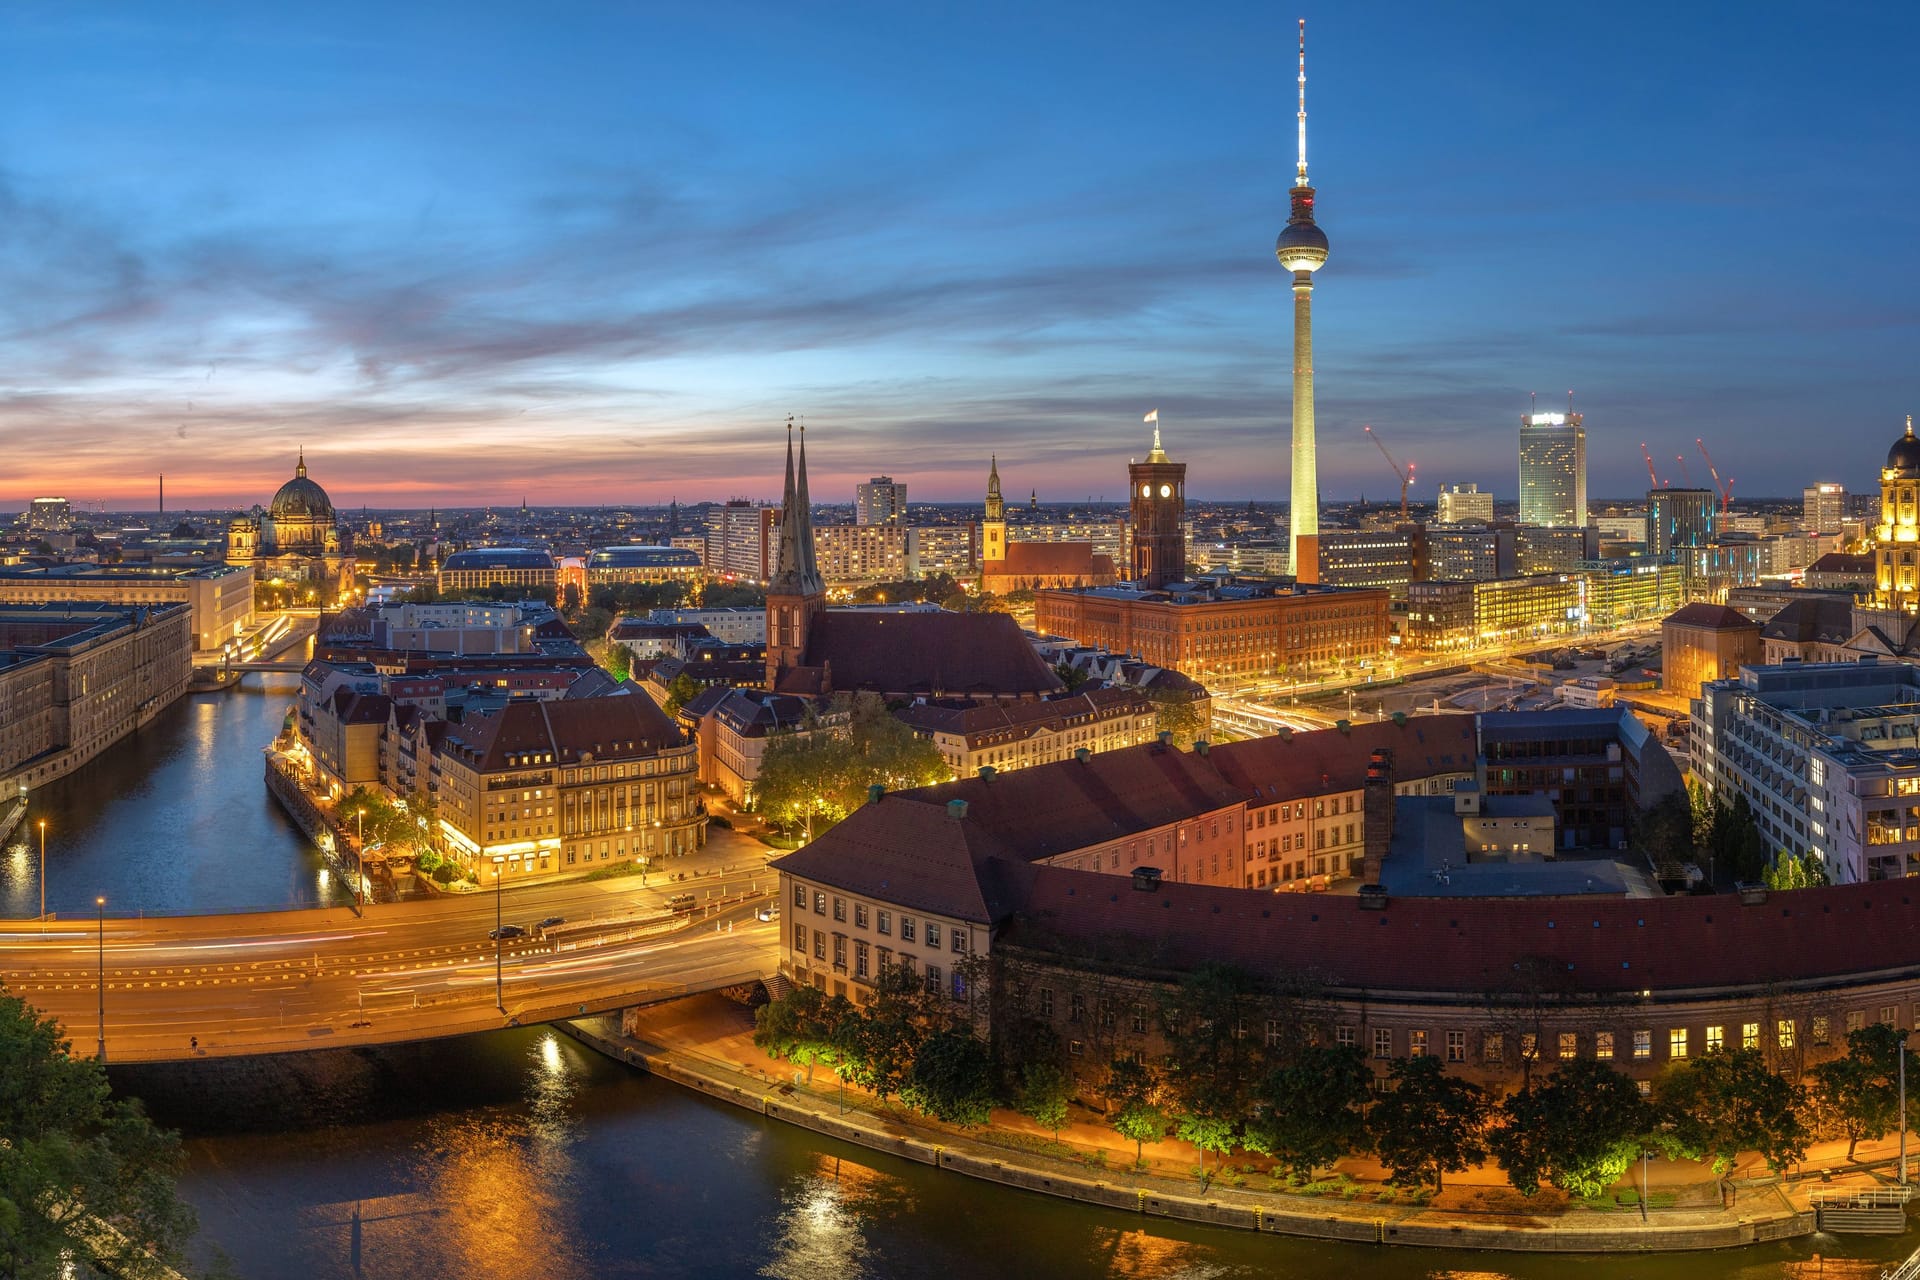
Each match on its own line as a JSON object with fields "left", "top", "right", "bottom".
{"left": 1889, "top": 419, "right": 1920, "bottom": 475}
{"left": 269, "top": 453, "right": 334, "bottom": 521}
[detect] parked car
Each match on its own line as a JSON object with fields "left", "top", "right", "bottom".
{"left": 488, "top": 923, "right": 527, "bottom": 940}
{"left": 534, "top": 915, "right": 567, "bottom": 933}
{"left": 755, "top": 904, "right": 779, "bottom": 922}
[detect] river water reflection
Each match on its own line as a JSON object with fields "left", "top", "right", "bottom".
{"left": 128, "top": 1028, "right": 1910, "bottom": 1280}
{"left": 35, "top": 675, "right": 1918, "bottom": 1278}
{"left": 0, "top": 674, "right": 350, "bottom": 919}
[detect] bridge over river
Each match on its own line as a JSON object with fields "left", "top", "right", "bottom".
{"left": 0, "top": 867, "right": 779, "bottom": 1063}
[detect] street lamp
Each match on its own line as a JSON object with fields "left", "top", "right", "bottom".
{"left": 355, "top": 808, "right": 367, "bottom": 912}
{"left": 492, "top": 854, "right": 506, "bottom": 1013}
{"left": 37, "top": 819, "right": 46, "bottom": 923}
{"left": 95, "top": 896, "right": 106, "bottom": 1062}
{"left": 1901, "top": 1029, "right": 1910, "bottom": 1187}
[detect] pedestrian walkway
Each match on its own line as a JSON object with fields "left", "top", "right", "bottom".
{"left": 562, "top": 995, "right": 1848, "bottom": 1253}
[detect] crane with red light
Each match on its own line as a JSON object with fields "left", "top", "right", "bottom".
{"left": 1697, "top": 438, "right": 1734, "bottom": 513}
{"left": 1364, "top": 425, "right": 1416, "bottom": 522}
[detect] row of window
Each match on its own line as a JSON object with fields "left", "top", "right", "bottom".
{"left": 1357, "top": 1012, "right": 1908, "bottom": 1064}
{"left": 792, "top": 885, "right": 970, "bottom": 954}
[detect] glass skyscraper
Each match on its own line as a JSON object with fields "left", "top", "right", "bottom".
{"left": 1517, "top": 412, "right": 1587, "bottom": 528}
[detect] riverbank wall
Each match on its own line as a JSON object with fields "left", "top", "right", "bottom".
{"left": 557, "top": 1013, "right": 1817, "bottom": 1254}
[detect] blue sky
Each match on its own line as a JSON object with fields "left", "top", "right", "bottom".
{"left": 1, "top": 2, "right": 1914, "bottom": 510}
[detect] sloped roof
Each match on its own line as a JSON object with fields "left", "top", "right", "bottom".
{"left": 988, "top": 542, "right": 1116, "bottom": 581}
{"left": 800, "top": 611, "right": 1064, "bottom": 698}
{"left": 1210, "top": 714, "right": 1477, "bottom": 798}
{"left": 1807, "top": 552, "right": 1875, "bottom": 575}
{"left": 441, "top": 688, "right": 684, "bottom": 772}
{"left": 893, "top": 686, "right": 1151, "bottom": 747}
{"left": 1663, "top": 602, "right": 1758, "bottom": 631}
{"left": 771, "top": 797, "right": 1024, "bottom": 923}
{"left": 1760, "top": 596, "right": 1856, "bottom": 644}
{"left": 1004, "top": 864, "right": 1920, "bottom": 996}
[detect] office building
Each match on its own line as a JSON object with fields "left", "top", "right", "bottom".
{"left": 705, "top": 500, "right": 779, "bottom": 583}
{"left": 1425, "top": 525, "right": 1516, "bottom": 582}
{"left": 584, "top": 546, "right": 703, "bottom": 586}
{"left": 810, "top": 524, "right": 917, "bottom": 585}
{"left": 1662, "top": 603, "right": 1762, "bottom": 700}
{"left": 1405, "top": 574, "right": 1581, "bottom": 652}
{"left": 1518, "top": 412, "right": 1587, "bottom": 528}
{"left": 436, "top": 548, "right": 557, "bottom": 594}
{"left": 25, "top": 498, "right": 71, "bottom": 532}
{"left": 1514, "top": 524, "right": 1600, "bottom": 575}
{"left": 1694, "top": 659, "right": 1920, "bottom": 883}
{"left": 1037, "top": 579, "right": 1389, "bottom": 680}
{"left": 855, "top": 477, "right": 908, "bottom": 526}
{"left": 1436, "top": 484, "right": 1495, "bottom": 526}
{"left": 1647, "top": 488, "right": 1718, "bottom": 558}
{"left": 0, "top": 562, "right": 253, "bottom": 654}
{"left": 1318, "top": 528, "right": 1423, "bottom": 604}
{"left": 1804, "top": 483, "right": 1846, "bottom": 535}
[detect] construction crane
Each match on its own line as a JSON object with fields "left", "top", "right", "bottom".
{"left": 1696, "top": 438, "right": 1734, "bottom": 513}
{"left": 1640, "top": 443, "right": 1662, "bottom": 489}
{"left": 1675, "top": 454, "right": 1695, "bottom": 488}
{"left": 1363, "top": 425, "right": 1416, "bottom": 521}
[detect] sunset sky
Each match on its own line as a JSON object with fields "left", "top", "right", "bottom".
{"left": 1, "top": 3, "right": 1915, "bottom": 511}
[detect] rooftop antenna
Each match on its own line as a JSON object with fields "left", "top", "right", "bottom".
{"left": 1296, "top": 18, "right": 1309, "bottom": 187}
{"left": 1567, "top": 389, "right": 1574, "bottom": 414}
{"left": 1530, "top": 391, "right": 1537, "bottom": 415}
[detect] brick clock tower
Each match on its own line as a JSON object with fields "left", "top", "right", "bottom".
{"left": 1129, "top": 416, "right": 1186, "bottom": 590}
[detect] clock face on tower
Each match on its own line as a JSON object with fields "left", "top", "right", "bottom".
{"left": 1159, "top": 484, "right": 1172, "bottom": 497}
{"left": 1141, "top": 483, "right": 1151, "bottom": 496}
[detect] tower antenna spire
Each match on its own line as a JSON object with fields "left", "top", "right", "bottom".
{"left": 1296, "top": 18, "right": 1309, "bottom": 187}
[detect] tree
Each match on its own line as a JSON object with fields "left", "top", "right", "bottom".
{"left": 753, "top": 984, "right": 854, "bottom": 1086}
{"left": 1368, "top": 1055, "right": 1491, "bottom": 1192}
{"left": 1053, "top": 661, "right": 1090, "bottom": 692}
{"left": 1655, "top": 1047, "right": 1807, "bottom": 1175}
{"left": 1243, "top": 1044, "right": 1372, "bottom": 1179}
{"left": 0, "top": 989, "right": 199, "bottom": 1277}
{"left": 1156, "top": 964, "right": 1273, "bottom": 1129}
{"left": 1016, "top": 1060, "right": 1072, "bottom": 1141}
{"left": 902, "top": 1026, "right": 995, "bottom": 1128}
{"left": 1808, "top": 1024, "right": 1904, "bottom": 1160}
{"left": 843, "top": 963, "right": 949, "bottom": 1104}
{"left": 660, "top": 673, "right": 702, "bottom": 717}
{"left": 755, "top": 694, "right": 951, "bottom": 836}
{"left": 1176, "top": 1113, "right": 1237, "bottom": 1185}
{"left": 1487, "top": 1058, "right": 1649, "bottom": 1197}
{"left": 1706, "top": 794, "right": 1771, "bottom": 885}
{"left": 1635, "top": 789, "right": 1696, "bottom": 883}
{"left": 1102, "top": 1054, "right": 1167, "bottom": 1167}
{"left": 1763, "top": 851, "right": 1830, "bottom": 891}
{"left": 1144, "top": 685, "right": 1206, "bottom": 749}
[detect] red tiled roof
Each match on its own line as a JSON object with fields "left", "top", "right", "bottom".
{"left": 1210, "top": 714, "right": 1477, "bottom": 798}
{"left": 1005, "top": 865, "right": 1920, "bottom": 996}
{"left": 1663, "top": 603, "right": 1758, "bottom": 631}
{"left": 985, "top": 542, "right": 1117, "bottom": 582}
{"left": 771, "top": 797, "right": 1025, "bottom": 924}
{"left": 801, "top": 611, "right": 1064, "bottom": 698}
{"left": 894, "top": 686, "right": 1151, "bottom": 747}
{"left": 1807, "top": 552, "right": 1875, "bottom": 575}
{"left": 441, "top": 691, "right": 684, "bottom": 772}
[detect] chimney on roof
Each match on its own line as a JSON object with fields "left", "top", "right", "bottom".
{"left": 1335, "top": 719, "right": 1352, "bottom": 734}
{"left": 1391, "top": 711, "right": 1407, "bottom": 726}
{"left": 947, "top": 798, "right": 969, "bottom": 820}
{"left": 1131, "top": 865, "right": 1163, "bottom": 891}
{"left": 1074, "top": 747, "right": 1091, "bottom": 763}
{"left": 1193, "top": 739, "right": 1210, "bottom": 756}
{"left": 1357, "top": 884, "right": 1388, "bottom": 910}
{"left": 977, "top": 765, "right": 997, "bottom": 782}
{"left": 1362, "top": 747, "right": 1396, "bottom": 886}
{"left": 1156, "top": 731, "right": 1173, "bottom": 748}
{"left": 867, "top": 783, "right": 885, "bottom": 803}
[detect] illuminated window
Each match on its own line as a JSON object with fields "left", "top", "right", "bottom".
{"left": 1706, "top": 1025, "right": 1724, "bottom": 1053}
{"left": 1778, "top": 1019, "right": 1796, "bottom": 1050}
{"left": 1559, "top": 1032, "right": 1578, "bottom": 1060}
{"left": 1595, "top": 1031, "right": 1614, "bottom": 1060}
{"left": 1409, "top": 1030, "right": 1429, "bottom": 1058}
{"left": 1742, "top": 1022, "right": 1760, "bottom": 1050}
{"left": 1669, "top": 1029, "right": 1688, "bottom": 1059}
{"left": 1633, "top": 1030, "right": 1652, "bottom": 1060}
{"left": 1483, "top": 1033, "right": 1503, "bottom": 1062}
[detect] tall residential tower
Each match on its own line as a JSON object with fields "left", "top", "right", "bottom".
{"left": 1277, "top": 18, "right": 1329, "bottom": 583}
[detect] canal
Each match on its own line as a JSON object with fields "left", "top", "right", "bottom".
{"left": 0, "top": 673, "right": 352, "bottom": 919}
{"left": 17, "top": 677, "right": 1916, "bottom": 1277}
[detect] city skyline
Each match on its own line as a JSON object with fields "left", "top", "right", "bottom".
{"left": 2, "top": 3, "right": 1915, "bottom": 508}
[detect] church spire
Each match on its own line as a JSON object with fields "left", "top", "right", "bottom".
{"left": 985, "top": 454, "right": 1004, "bottom": 522}
{"left": 295, "top": 447, "right": 307, "bottom": 479}
{"left": 769, "top": 416, "right": 823, "bottom": 598}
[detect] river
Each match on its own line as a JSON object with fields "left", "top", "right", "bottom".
{"left": 20, "top": 680, "right": 1918, "bottom": 1277}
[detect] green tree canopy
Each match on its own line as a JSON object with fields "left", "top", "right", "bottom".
{"left": 1102, "top": 1054, "right": 1167, "bottom": 1166}
{"left": 1486, "top": 1058, "right": 1650, "bottom": 1197}
{"left": 1655, "top": 1047, "right": 1807, "bottom": 1175}
{"left": 661, "top": 672, "right": 702, "bottom": 717}
{"left": 1156, "top": 964, "right": 1273, "bottom": 1128}
{"left": 0, "top": 990, "right": 198, "bottom": 1277}
{"left": 902, "top": 1027, "right": 995, "bottom": 1128}
{"left": 1144, "top": 686, "right": 1207, "bottom": 749}
{"left": 1369, "top": 1055, "right": 1491, "bottom": 1192}
{"left": 1808, "top": 1024, "right": 1905, "bottom": 1160}
{"left": 753, "top": 984, "right": 855, "bottom": 1086}
{"left": 1243, "top": 1043, "right": 1373, "bottom": 1179}
{"left": 1763, "top": 851, "right": 1831, "bottom": 891}
{"left": 754, "top": 693, "right": 951, "bottom": 836}
{"left": 1015, "top": 1060, "right": 1072, "bottom": 1140}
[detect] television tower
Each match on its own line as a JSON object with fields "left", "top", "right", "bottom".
{"left": 1277, "top": 17, "right": 1330, "bottom": 582}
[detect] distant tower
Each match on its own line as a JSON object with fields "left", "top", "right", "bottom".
{"left": 1877, "top": 416, "right": 1920, "bottom": 613}
{"left": 1129, "top": 415, "right": 1186, "bottom": 589}
{"left": 981, "top": 455, "right": 1006, "bottom": 566}
{"left": 766, "top": 418, "right": 826, "bottom": 687}
{"left": 1029, "top": 489, "right": 1038, "bottom": 511}
{"left": 1277, "top": 18, "right": 1330, "bottom": 584}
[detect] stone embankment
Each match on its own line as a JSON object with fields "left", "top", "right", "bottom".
{"left": 559, "top": 1010, "right": 1818, "bottom": 1254}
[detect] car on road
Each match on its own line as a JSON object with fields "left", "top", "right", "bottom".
{"left": 488, "top": 924, "right": 527, "bottom": 940}
{"left": 755, "top": 904, "right": 779, "bottom": 922}
{"left": 534, "top": 915, "right": 567, "bottom": 933}
{"left": 667, "top": 893, "right": 696, "bottom": 913}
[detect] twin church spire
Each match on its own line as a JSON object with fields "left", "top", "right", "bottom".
{"left": 769, "top": 415, "right": 824, "bottom": 598}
